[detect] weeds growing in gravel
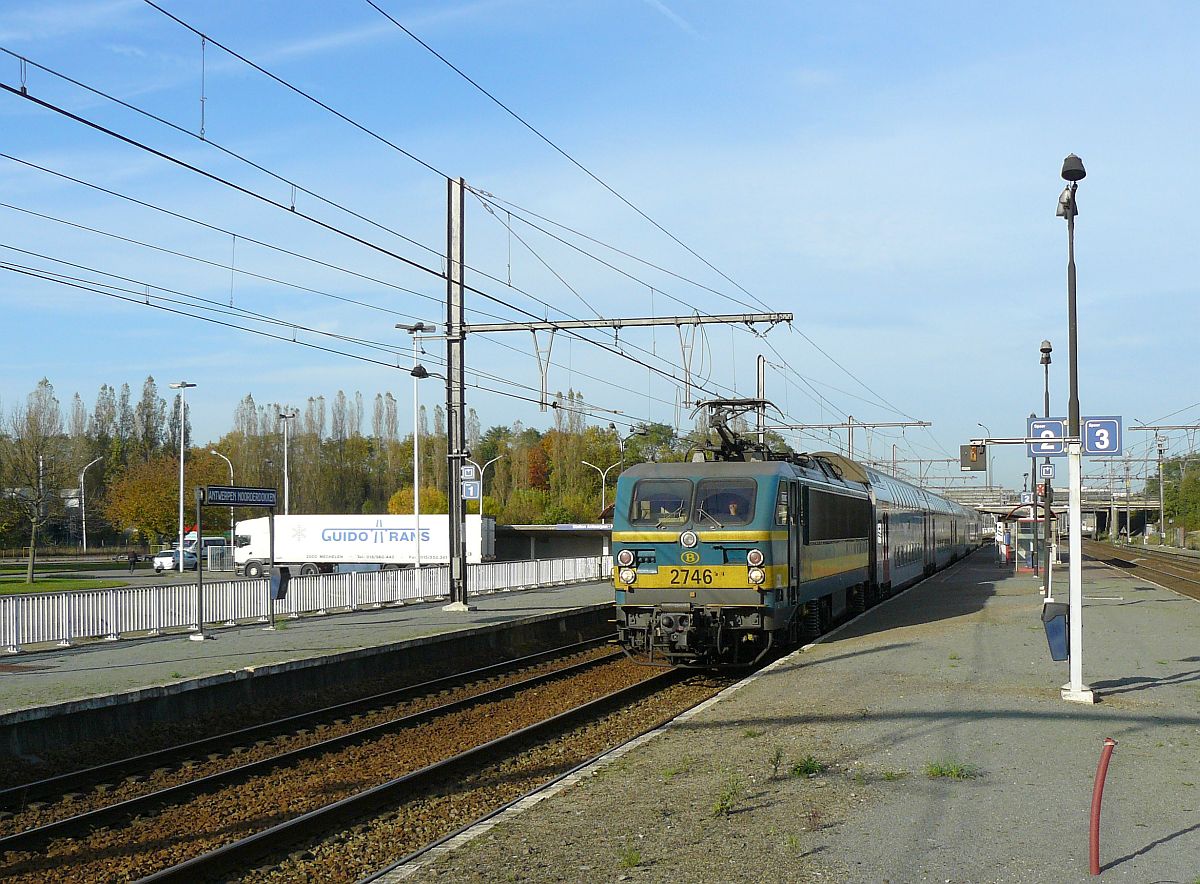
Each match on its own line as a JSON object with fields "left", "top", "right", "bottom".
{"left": 790, "top": 755, "right": 825, "bottom": 778}
{"left": 769, "top": 745, "right": 786, "bottom": 780}
{"left": 618, "top": 845, "right": 641, "bottom": 868}
{"left": 170, "top": 672, "right": 183, "bottom": 679}
{"left": 785, "top": 833, "right": 802, "bottom": 853}
{"left": 662, "top": 755, "right": 693, "bottom": 781}
{"left": 880, "top": 769, "right": 910, "bottom": 781}
{"left": 804, "top": 805, "right": 825, "bottom": 831}
{"left": 742, "top": 727, "right": 765, "bottom": 738}
{"left": 712, "top": 771, "right": 744, "bottom": 816}
{"left": 924, "top": 760, "right": 980, "bottom": 780}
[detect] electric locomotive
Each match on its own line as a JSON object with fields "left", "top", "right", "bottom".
{"left": 612, "top": 400, "right": 979, "bottom": 668}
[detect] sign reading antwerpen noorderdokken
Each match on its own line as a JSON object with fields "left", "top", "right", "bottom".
{"left": 204, "top": 486, "right": 278, "bottom": 508}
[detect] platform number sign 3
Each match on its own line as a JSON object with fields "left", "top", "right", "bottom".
{"left": 1083, "top": 417, "right": 1122, "bottom": 456}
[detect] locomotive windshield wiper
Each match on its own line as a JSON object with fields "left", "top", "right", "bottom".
{"left": 695, "top": 508, "right": 724, "bottom": 528}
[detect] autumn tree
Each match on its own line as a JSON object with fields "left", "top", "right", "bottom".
{"left": 105, "top": 453, "right": 228, "bottom": 543}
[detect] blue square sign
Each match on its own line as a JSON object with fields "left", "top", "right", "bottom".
{"left": 1027, "top": 417, "right": 1066, "bottom": 457}
{"left": 1083, "top": 417, "right": 1122, "bottom": 456}
{"left": 461, "top": 480, "right": 482, "bottom": 500}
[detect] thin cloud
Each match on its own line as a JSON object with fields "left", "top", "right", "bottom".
{"left": 0, "top": 0, "right": 139, "bottom": 42}
{"left": 642, "top": 0, "right": 699, "bottom": 38}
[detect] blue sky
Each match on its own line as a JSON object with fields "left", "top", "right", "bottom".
{"left": 1, "top": 0, "right": 1197, "bottom": 492}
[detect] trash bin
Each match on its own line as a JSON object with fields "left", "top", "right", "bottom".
{"left": 270, "top": 566, "right": 291, "bottom": 601}
{"left": 1041, "top": 601, "right": 1069, "bottom": 661}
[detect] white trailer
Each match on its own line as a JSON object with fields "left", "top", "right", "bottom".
{"left": 234, "top": 514, "right": 496, "bottom": 577}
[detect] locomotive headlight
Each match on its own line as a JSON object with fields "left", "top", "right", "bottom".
{"left": 616, "top": 549, "right": 635, "bottom": 567}
{"left": 680, "top": 530, "right": 698, "bottom": 548}
{"left": 746, "top": 548, "right": 765, "bottom": 567}
{"left": 747, "top": 567, "right": 765, "bottom": 585}
{"left": 619, "top": 568, "right": 637, "bottom": 585}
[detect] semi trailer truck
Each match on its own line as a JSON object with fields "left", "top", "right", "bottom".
{"left": 234, "top": 514, "right": 495, "bottom": 577}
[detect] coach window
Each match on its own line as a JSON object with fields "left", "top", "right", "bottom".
{"left": 628, "top": 479, "right": 692, "bottom": 526}
{"left": 775, "top": 484, "right": 789, "bottom": 526}
{"left": 695, "top": 478, "right": 756, "bottom": 525}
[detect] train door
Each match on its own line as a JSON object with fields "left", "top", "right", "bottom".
{"left": 879, "top": 510, "right": 890, "bottom": 588}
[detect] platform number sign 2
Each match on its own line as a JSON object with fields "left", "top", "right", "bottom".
{"left": 1083, "top": 417, "right": 1122, "bottom": 456}
{"left": 1027, "top": 418, "right": 1066, "bottom": 458}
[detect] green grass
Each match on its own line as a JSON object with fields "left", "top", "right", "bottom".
{"left": 924, "top": 760, "right": 980, "bottom": 780}
{"left": 0, "top": 561, "right": 130, "bottom": 574}
{"left": 742, "top": 727, "right": 764, "bottom": 738}
{"left": 790, "top": 755, "right": 825, "bottom": 778}
{"left": 768, "top": 745, "right": 785, "bottom": 780}
{"left": 880, "top": 769, "right": 910, "bottom": 781}
{"left": 662, "top": 755, "right": 693, "bottom": 781}
{"left": 712, "top": 771, "right": 743, "bottom": 816}
{"left": 618, "top": 845, "right": 641, "bottom": 868}
{"left": 0, "top": 577, "right": 129, "bottom": 594}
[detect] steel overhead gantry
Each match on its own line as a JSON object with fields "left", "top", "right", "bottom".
{"left": 464, "top": 313, "right": 793, "bottom": 411}
{"left": 436, "top": 176, "right": 793, "bottom": 611}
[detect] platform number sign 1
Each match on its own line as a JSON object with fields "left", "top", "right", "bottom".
{"left": 1083, "top": 417, "right": 1122, "bottom": 456}
{"left": 1027, "top": 417, "right": 1066, "bottom": 458}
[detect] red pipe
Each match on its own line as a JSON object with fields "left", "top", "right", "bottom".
{"left": 1089, "top": 737, "right": 1118, "bottom": 875}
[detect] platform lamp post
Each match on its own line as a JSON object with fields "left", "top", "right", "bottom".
{"left": 209, "top": 450, "right": 234, "bottom": 556}
{"left": 169, "top": 382, "right": 195, "bottom": 573}
{"left": 1029, "top": 412, "right": 1040, "bottom": 576}
{"left": 79, "top": 456, "right": 102, "bottom": 554}
{"left": 582, "top": 459, "right": 621, "bottom": 521}
{"left": 1057, "top": 152, "right": 1092, "bottom": 703}
{"left": 1040, "top": 341, "right": 1054, "bottom": 597}
{"left": 976, "top": 423, "right": 992, "bottom": 499}
{"left": 401, "top": 323, "right": 430, "bottom": 595}
{"left": 277, "top": 411, "right": 297, "bottom": 515}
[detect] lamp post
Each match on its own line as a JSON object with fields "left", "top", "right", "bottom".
{"left": 1029, "top": 411, "right": 1039, "bottom": 575}
{"left": 278, "top": 410, "right": 297, "bottom": 515}
{"left": 1040, "top": 341, "right": 1054, "bottom": 597}
{"left": 209, "top": 449, "right": 234, "bottom": 556}
{"left": 466, "top": 455, "right": 504, "bottom": 493}
{"left": 402, "top": 322, "right": 432, "bottom": 593}
{"left": 79, "top": 456, "right": 102, "bottom": 554}
{"left": 976, "top": 423, "right": 992, "bottom": 499}
{"left": 581, "top": 459, "right": 621, "bottom": 521}
{"left": 1057, "top": 151, "right": 1091, "bottom": 703}
{"left": 169, "top": 382, "right": 196, "bottom": 573}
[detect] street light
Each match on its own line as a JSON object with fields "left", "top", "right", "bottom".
{"left": 976, "top": 423, "right": 992, "bottom": 498}
{"left": 581, "top": 459, "right": 621, "bottom": 521}
{"left": 1040, "top": 341, "right": 1053, "bottom": 595}
{"left": 278, "top": 410, "right": 297, "bottom": 515}
{"left": 401, "top": 322, "right": 432, "bottom": 593}
{"left": 209, "top": 449, "right": 234, "bottom": 560}
{"left": 79, "top": 456, "right": 102, "bottom": 554}
{"left": 169, "top": 381, "right": 196, "bottom": 573}
{"left": 612, "top": 424, "right": 650, "bottom": 465}
{"left": 1058, "top": 151, "right": 1091, "bottom": 703}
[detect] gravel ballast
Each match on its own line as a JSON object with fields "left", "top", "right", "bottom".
{"left": 410, "top": 551, "right": 1200, "bottom": 883}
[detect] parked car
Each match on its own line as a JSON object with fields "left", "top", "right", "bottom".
{"left": 153, "top": 549, "right": 198, "bottom": 573}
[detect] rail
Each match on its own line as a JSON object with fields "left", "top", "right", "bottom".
{"left": 0, "top": 556, "right": 609, "bottom": 653}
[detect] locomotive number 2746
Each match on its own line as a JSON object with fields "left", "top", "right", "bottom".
{"left": 667, "top": 567, "right": 715, "bottom": 586}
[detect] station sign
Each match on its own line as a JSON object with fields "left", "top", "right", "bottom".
{"left": 1027, "top": 418, "right": 1066, "bottom": 457}
{"left": 204, "top": 485, "right": 278, "bottom": 507}
{"left": 461, "top": 481, "right": 482, "bottom": 500}
{"left": 1020, "top": 491, "right": 1034, "bottom": 505}
{"left": 1083, "top": 417, "right": 1122, "bottom": 456}
{"left": 1025, "top": 415, "right": 1123, "bottom": 457}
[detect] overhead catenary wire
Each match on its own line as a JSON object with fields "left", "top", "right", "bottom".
{"left": 361, "top": 0, "right": 774, "bottom": 314}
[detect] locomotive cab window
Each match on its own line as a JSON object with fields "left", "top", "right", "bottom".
{"left": 628, "top": 479, "right": 693, "bottom": 526}
{"left": 695, "top": 478, "right": 756, "bottom": 525}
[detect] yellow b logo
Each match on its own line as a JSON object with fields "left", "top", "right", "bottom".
{"left": 681, "top": 551, "right": 700, "bottom": 564}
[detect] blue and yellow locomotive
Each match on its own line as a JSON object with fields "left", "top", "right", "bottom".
{"left": 612, "top": 401, "right": 981, "bottom": 667}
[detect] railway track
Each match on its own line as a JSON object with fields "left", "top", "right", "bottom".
{"left": 1082, "top": 539, "right": 1200, "bottom": 601}
{"left": 0, "top": 644, "right": 723, "bottom": 883}
{"left": 0, "top": 637, "right": 616, "bottom": 831}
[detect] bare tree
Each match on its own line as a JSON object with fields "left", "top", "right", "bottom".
{"left": 4, "top": 379, "right": 65, "bottom": 583}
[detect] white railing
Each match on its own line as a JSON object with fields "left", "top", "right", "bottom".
{"left": 1, "top": 556, "right": 608, "bottom": 653}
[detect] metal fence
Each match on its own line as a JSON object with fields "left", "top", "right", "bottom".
{"left": 1, "top": 556, "right": 608, "bottom": 653}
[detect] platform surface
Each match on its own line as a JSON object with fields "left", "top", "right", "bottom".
{"left": 413, "top": 549, "right": 1200, "bottom": 883}
{"left": 0, "top": 579, "right": 613, "bottom": 717}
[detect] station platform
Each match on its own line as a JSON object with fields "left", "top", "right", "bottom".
{"left": 414, "top": 549, "right": 1200, "bottom": 883}
{"left": 0, "top": 580, "right": 614, "bottom": 759}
